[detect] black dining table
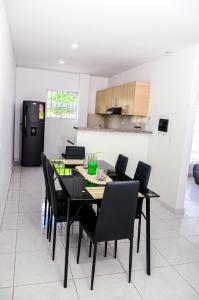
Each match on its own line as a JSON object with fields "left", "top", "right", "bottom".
{"left": 53, "top": 159, "right": 159, "bottom": 288}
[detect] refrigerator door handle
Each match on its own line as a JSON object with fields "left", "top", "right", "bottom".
{"left": 24, "top": 114, "right": 27, "bottom": 129}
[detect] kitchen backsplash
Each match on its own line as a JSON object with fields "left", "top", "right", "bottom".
{"left": 87, "top": 113, "right": 152, "bottom": 130}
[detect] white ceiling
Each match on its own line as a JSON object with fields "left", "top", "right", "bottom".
{"left": 5, "top": 0, "right": 199, "bottom": 77}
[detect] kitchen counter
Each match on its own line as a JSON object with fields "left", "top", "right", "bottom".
{"left": 75, "top": 126, "right": 151, "bottom": 175}
{"left": 74, "top": 126, "right": 153, "bottom": 134}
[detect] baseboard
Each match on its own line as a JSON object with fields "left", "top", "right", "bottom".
{"left": 159, "top": 199, "right": 185, "bottom": 214}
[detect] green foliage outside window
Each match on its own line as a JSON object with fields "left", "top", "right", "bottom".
{"left": 46, "top": 91, "right": 78, "bottom": 119}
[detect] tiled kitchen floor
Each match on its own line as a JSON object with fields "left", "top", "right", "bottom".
{"left": 0, "top": 167, "right": 199, "bottom": 299}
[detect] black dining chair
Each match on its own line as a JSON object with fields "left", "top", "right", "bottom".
{"left": 134, "top": 161, "right": 151, "bottom": 253}
{"left": 41, "top": 153, "right": 48, "bottom": 227}
{"left": 62, "top": 146, "right": 85, "bottom": 159}
{"left": 41, "top": 153, "right": 66, "bottom": 240}
{"left": 76, "top": 181, "right": 139, "bottom": 290}
{"left": 45, "top": 158, "right": 96, "bottom": 261}
{"left": 112, "top": 161, "right": 152, "bottom": 258}
{"left": 115, "top": 154, "right": 128, "bottom": 175}
{"left": 102, "top": 154, "right": 128, "bottom": 256}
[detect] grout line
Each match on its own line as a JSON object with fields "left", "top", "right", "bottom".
{"left": 13, "top": 279, "right": 74, "bottom": 288}
{"left": 108, "top": 241, "right": 144, "bottom": 300}
{"left": 12, "top": 166, "right": 22, "bottom": 300}
{"left": 173, "top": 265, "right": 199, "bottom": 296}
{"left": 171, "top": 259, "right": 199, "bottom": 267}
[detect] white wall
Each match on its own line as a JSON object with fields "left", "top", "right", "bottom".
{"left": 0, "top": 0, "right": 16, "bottom": 220}
{"left": 109, "top": 46, "right": 199, "bottom": 212}
{"left": 15, "top": 68, "right": 108, "bottom": 160}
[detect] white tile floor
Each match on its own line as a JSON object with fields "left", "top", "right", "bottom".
{"left": 1, "top": 168, "right": 199, "bottom": 299}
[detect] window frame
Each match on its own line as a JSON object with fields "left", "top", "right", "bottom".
{"left": 46, "top": 90, "right": 79, "bottom": 120}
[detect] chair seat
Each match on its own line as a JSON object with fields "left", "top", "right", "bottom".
{"left": 57, "top": 201, "right": 96, "bottom": 222}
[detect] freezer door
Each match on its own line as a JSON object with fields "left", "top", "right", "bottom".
{"left": 21, "top": 122, "right": 45, "bottom": 166}
{"left": 23, "top": 101, "right": 45, "bottom": 123}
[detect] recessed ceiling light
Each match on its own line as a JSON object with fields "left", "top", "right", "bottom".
{"left": 164, "top": 51, "right": 172, "bottom": 55}
{"left": 59, "top": 60, "right": 65, "bottom": 64}
{"left": 71, "top": 43, "right": 79, "bottom": 49}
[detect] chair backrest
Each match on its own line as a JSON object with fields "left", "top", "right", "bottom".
{"left": 41, "top": 153, "right": 50, "bottom": 200}
{"left": 133, "top": 161, "right": 151, "bottom": 189}
{"left": 95, "top": 181, "right": 139, "bottom": 242}
{"left": 45, "top": 158, "right": 59, "bottom": 217}
{"left": 65, "top": 146, "right": 85, "bottom": 159}
{"left": 115, "top": 154, "right": 128, "bottom": 174}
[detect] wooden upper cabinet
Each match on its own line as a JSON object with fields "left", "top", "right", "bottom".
{"left": 95, "top": 81, "right": 150, "bottom": 116}
{"left": 95, "top": 88, "right": 112, "bottom": 114}
{"left": 112, "top": 85, "right": 123, "bottom": 107}
{"left": 132, "top": 81, "right": 150, "bottom": 116}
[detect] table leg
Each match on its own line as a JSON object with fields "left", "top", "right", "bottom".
{"left": 146, "top": 197, "right": 151, "bottom": 275}
{"left": 64, "top": 222, "right": 70, "bottom": 288}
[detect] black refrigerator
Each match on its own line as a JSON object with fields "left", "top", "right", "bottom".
{"left": 21, "top": 101, "right": 45, "bottom": 166}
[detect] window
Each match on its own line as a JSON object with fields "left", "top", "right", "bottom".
{"left": 191, "top": 104, "right": 199, "bottom": 162}
{"left": 46, "top": 90, "right": 78, "bottom": 119}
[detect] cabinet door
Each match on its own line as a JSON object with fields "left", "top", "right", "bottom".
{"left": 111, "top": 85, "right": 123, "bottom": 107}
{"left": 133, "top": 82, "right": 150, "bottom": 116}
{"left": 120, "top": 83, "right": 135, "bottom": 115}
{"left": 95, "top": 88, "right": 112, "bottom": 114}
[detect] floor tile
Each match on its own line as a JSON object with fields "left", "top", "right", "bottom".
{"left": 69, "top": 244, "right": 124, "bottom": 279}
{"left": 184, "top": 205, "right": 199, "bottom": 218}
{"left": 20, "top": 181, "right": 45, "bottom": 191}
{"left": 133, "top": 266, "right": 199, "bottom": 300}
{"left": 13, "top": 281, "right": 78, "bottom": 300}
{"left": 175, "top": 262, "right": 199, "bottom": 293}
{"left": 8, "top": 184, "right": 20, "bottom": 191}
{"left": 0, "top": 230, "right": 17, "bottom": 253}
{"left": 152, "top": 205, "right": 186, "bottom": 220}
{"left": 75, "top": 273, "right": 142, "bottom": 299}
{"left": 152, "top": 237, "right": 199, "bottom": 265}
{"left": 14, "top": 249, "right": 72, "bottom": 286}
{"left": 5, "top": 201, "right": 19, "bottom": 214}
{"left": 20, "top": 189, "right": 45, "bottom": 201}
{"left": 17, "top": 212, "right": 44, "bottom": 230}
{"left": 16, "top": 229, "right": 63, "bottom": 252}
{"left": 18, "top": 199, "right": 45, "bottom": 213}
{"left": 186, "top": 235, "right": 199, "bottom": 249}
{"left": 6, "top": 190, "right": 20, "bottom": 202}
{"left": 0, "top": 253, "right": 15, "bottom": 288}
{"left": 150, "top": 220, "right": 180, "bottom": 240}
{"left": 0, "top": 287, "right": 13, "bottom": 300}
{"left": 114, "top": 241, "right": 169, "bottom": 271}
{"left": 1, "top": 214, "right": 18, "bottom": 230}
{"left": 164, "top": 218, "right": 199, "bottom": 236}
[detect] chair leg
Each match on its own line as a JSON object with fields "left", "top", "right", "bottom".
{"left": 129, "top": 237, "right": 133, "bottom": 283}
{"left": 114, "top": 240, "right": 117, "bottom": 258}
{"left": 77, "top": 225, "right": 83, "bottom": 264}
{"left": 52, "top": 221, "right": 57, "bottom": 260}
{"left": 43, "top": 195, "right": 47, "bottom": 226}
{"left": 137, "top": 216, "right": 142, "bottom": 253}
{"left": 49, "top": 212, "right": 53, "bottom": 242}
{"left": 89, "top": 240, "right": 92, "bottom": 257}
{"left": 97, "top": 204, "right": 100, "bottom": 216}
{"left": 47, "top": 204, "right": 51, "bottom": 239}
{"left": 91, "top": 243, "right": 97, "bottom": 290}
{"left": 64, "top": 222, "right": 71, "bottom": 288}
{"left": 104, "top": 241, "right": 107, "bottom": 257}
